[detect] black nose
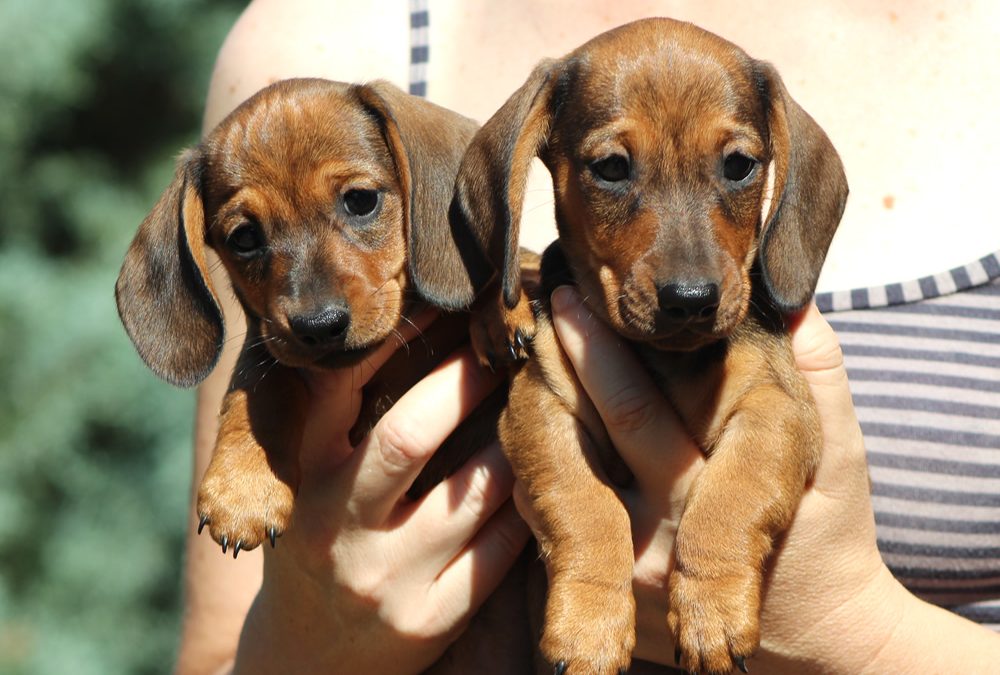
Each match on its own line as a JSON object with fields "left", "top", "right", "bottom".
{"left": 657, "top": 281, "right": 720, "bottom": 320}
{"left": 288, "top": 306, "right": 351, "bottom": 347}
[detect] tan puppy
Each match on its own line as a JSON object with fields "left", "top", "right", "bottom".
{"left": 444, "top": 18, "right": 848, "bottom": 675}
{"left": 115, "top": 78, "right": 487, "bottom": 555}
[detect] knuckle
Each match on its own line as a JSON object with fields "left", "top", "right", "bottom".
{"left": 492, "top": 511, "right": 528, "bottom": 561}
{"left": 602, "top": 384, "right": 658, "bottom": 434}
{"left": 337, "top": 564, "right": 389, "bottom": 609}
{"left": 391, "top": 595, "right": 469, "bottom": 643}
{"left": 456, "top": 462, "right": 497, "bottom": 519}
{"left": 374, "top": 416, "right": 432, "bottom": 471}
{"left": 392, "top": 606, "right": 441, "bottom": 640}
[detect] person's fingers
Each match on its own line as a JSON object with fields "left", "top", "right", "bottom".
{"left": 789, "top": 303, "right": 867, "bottom": 494}
{"left": 790, "top": 303, "right": 851, "bottom": 405}
{"left": 335, "top": 347, "right": 502, "bottom": 524}
{"left": 298, "top": 308, "right": 440, "bottom": 467}
{"left": 401, "top": 441, "right": 516, "bottom": 572}
{"left": 428, "top": 499, "right": 531, "bottom": 626}
{"left": 550, "top": 285, "right": 704, "bottom": 493}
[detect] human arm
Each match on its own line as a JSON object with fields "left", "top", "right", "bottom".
{"left": 549, "top": 286, "right": 1000, "bottom": 673}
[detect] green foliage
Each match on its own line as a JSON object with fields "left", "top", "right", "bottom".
{"left": 0, "top": 1, "right": 244, "bottom": 672}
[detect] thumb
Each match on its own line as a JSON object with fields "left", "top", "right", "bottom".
{"left": 789, "top": 303, "right": 867, "bottom": 491}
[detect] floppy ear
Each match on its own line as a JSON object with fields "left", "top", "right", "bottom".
{"left": 452, "top": 58, "right": 561, "bottom": 309}
{"left": 756, "top": 62, "right": 849, "bottom": 312}
{"left": 115, "top": 150, "right": 224, "bottom": 387}
{"left": 353, "top": 81, "right": 482, "bottom": 310}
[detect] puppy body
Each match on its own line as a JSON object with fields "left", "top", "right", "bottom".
{"left": 117, "top": 77, "right": 548, "bottom": 673}
{"left": 116, "top": 77, "right": 491, "bottom": 551}
{"left": 452, "top": 18, "right": 848, "bottom": 675}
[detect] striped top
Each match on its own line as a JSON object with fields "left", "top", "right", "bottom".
{"left": 406, "top": 3, "right": 1000, "bottom": 628}
{"left": 408, "top": 0, "right": 429, "bottom": 97}
{"left": 816, "top": 252, "right": 1000, "bottom": 628}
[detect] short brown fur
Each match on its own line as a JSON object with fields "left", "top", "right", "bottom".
{"left": 454, "top": 18, "right": 848, "bottom": 675}
{"left": 116, "top": 78, "right": 486, "bottom": 552}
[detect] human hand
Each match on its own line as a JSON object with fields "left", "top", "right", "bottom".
{"left": 232, "top": 320, "right": 530, "bottom": 675}
{"left": 550, "top": 286, "right": 896, "bottom": 673}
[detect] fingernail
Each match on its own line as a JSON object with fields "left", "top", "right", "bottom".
{"left": 550, "top": 285, "right": 580, "bottom": 314}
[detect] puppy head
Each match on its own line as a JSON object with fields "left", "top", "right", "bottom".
{"left": 456, "top": 18, "right": 848, "bottom": 350}
{"left": 116, "top": 78, "right": 478, "bottom": 386}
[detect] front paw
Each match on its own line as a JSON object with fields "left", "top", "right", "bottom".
{"left": 539, "top": 580, "right": 635, "bottom": 675}
{"left": 667, "top": 564, "right": 759, "bottom": 675}
{"left": 196, "top": 457, "right": 295, "bottom": 557}
{"left": 471, "top": 289, "right": 537, "bottom": 370}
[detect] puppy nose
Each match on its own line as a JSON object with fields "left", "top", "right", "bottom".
{"left": 288, "top": 306, "right": 351, "bottom": 347}
{"left": 657, "top": 281, "right": 720, "bottom": 320}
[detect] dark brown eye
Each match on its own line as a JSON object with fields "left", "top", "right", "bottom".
{"left": 344, "top": 189, "right": 380, "bottom": 217}
{"left": 226, "top": 221, "right": 266, "bottom": 258}
{"left": 723, "top": 152, "right": 757, "bottom": 182}
{"left": 590, "top": 155, "right": 630, "bottom": 183}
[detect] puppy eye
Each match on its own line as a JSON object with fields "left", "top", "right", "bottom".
{"left": 344, "top": 189, "right": 380, "bottom": 217}
{"left": 590, "top": 155, "right": 630, "bottom": 183}
{"left": 226, "top": 221, "right": 266, "bottom": 258}
{"left": 723, "top": 152, "right": 757, "bottom": 182}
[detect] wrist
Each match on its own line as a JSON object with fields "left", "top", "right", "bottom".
{"left": 756, "top": 559, "right": 907, "bottom": 674}
{"left": 231, "top": 556, "right": 345, "bottom": 675}
{"left": 231, "top": 551, "right": 449, "bottom": 675}
{"left": 862, "top": 582, "right": 1000, "bottom": 674}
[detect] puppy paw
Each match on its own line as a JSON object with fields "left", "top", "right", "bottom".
{"left": 196, "top": 456, "right": 295, "bottom": 557}
{"left": 667, "top": 565, "right": 759, "bottom": 675}
{"left": 539, "top": 580, "right": 635, "bottom": 675}
{"left": 470, "top": 290, "right": 537, "bottom": 370}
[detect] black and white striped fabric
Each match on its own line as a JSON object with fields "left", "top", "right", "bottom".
{"left": 817, "top": 252, "right": 1000, "bottom": 628}
{"left": 408, "top": 0, "right": 429, "bottom": 97}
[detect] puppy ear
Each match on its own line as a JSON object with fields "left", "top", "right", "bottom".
{"left": 115, "top": 150, "right": 224, "bottom": 387}
{"left": 353, "top": 81, "right": 481, "bottom": 309}
{"left": 756, "top": 62, "right": 849, "bottom": 312}
{"left": 452, "top": 58, "right": 560, "bottom": 309}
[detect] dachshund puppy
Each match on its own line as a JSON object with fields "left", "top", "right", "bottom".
{"left": 115, "top": 78, "right": 490, "bottom": 555}
{"left": 444, "top": 18, "right": 849, "bottom": 675}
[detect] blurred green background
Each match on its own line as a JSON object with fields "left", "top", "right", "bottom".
{"left": 0, "top": 1, "right": 245, "bottom": 673}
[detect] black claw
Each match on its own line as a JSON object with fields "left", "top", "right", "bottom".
{"left": 515, "top": 329, "right": 530, "bottom": 352}
{"left": 507, "top": 342, "right": 518, "bottom": 362}
{"left": 674, "top": 648, "right": 682, "bottom": 667}
{"left": 269, "top": 526, "right": 277, "bottom": 548}
{"left": 735, "top": 656, "right": 749, "bottom": 673}
{"left": 553, "top": 662, "right": 567, "bottom": 675}
{"left": 233, "top": 540, "right": 243, "bottom": 559}
{"left": 220, "top": 535, "right": 229, "bottom": 554}
{"left": 486, "top": 352, "right": 497, "bottom": 373}
{"left": 197, "top": 515, "right": 209, "bottom": 534}
{"left": 618, "top": 669, "right": 627, "bottom": 675}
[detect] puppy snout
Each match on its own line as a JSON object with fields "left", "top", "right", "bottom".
{"left": 288, "top": 306, "right": 351, "bottom": 347}
{"left": 657, "top": 281, "right": 720, "bottom": 320}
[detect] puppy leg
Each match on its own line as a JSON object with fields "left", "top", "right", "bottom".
{"left": 470, "top": 250, "right": 542, "bottom": 370}
{"left": 502, "top": 353, "right": 635, "bottom": 675}
{"left": 197, "top": 337, "right": 304, "bottom": 554}
{"left": 668, "top": 349, "right": 819, "bottom": 675}
{"left": 470, "top": 288, "right": 537, "bottom": 369}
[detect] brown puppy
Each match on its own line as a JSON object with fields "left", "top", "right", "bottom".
{"left": 115, "top": 78, "right": 488, "bottom": 555}
{"left": 446, "top": 18, "right": 848, "bottom": 675}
